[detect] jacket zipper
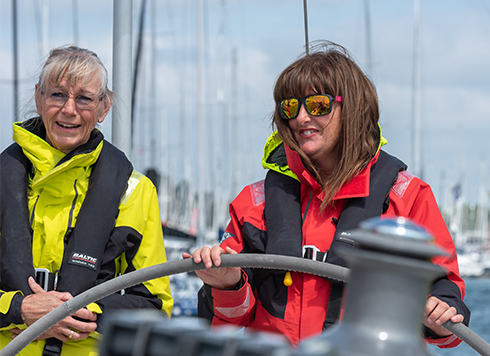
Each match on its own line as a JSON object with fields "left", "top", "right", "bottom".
{"left": 64, "top": 179, "right": 78, "bottom": 243}
{"left": 302, "top": 189, "right": 313, "bottom": 223}
{"left": 29, "top": 195, "right": 40, "bottom": 235}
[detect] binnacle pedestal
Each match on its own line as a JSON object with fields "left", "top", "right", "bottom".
{"left": 297, "top": 217, "right": 448, "bottom": 356}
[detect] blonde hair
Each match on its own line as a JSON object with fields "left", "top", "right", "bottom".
{"left": 37, "top": 45, "right": 112, "bottom": 107}
{"left": 272, "top": 41, "right": 379, "bottom": 210}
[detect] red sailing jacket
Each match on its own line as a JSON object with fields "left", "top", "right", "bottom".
{"left": 198, "top": 136, "right": 467, "bottom": 348}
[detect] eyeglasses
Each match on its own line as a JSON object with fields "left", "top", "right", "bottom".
{"left": 279, "top": 94, "right": 342, "bottom": 120}
{"left": 41, "top": 89, "right": 103, "bottom": 110}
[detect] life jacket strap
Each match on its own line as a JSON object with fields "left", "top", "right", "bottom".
{"left": 323, "top": 283, "right": 344, "bottom": 330}
{"left": 35, "top": 268, "right": 57, "bottom": 291}
{"left": 41, "top": 338, "right": 63, "bottom": 356}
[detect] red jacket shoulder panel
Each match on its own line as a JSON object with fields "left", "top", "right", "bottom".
{"left": 386, "top": 174, "right": 465, "bottom": 301}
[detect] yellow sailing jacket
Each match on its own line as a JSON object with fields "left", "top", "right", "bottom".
{"left": 0, "top": 120, "right": 173, "bottom": 355}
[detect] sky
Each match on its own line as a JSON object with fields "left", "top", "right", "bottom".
{"left": 1, "top": 0, "right": 490, "bottom": 232}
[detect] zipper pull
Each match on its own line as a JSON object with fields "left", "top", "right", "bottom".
{"left": 64, "top": 227, "right": 74, "bottom": 243}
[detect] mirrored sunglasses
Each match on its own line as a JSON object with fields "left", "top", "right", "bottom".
{"left": 279, "top": 94, "right": 342, "bottom": 120}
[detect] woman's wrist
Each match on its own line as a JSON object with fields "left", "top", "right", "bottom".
{"left": 211, "top": 271, "right": 243, "bottom": 291}
{"left": 227, "top": 272, "right": 244, "bottom": 290}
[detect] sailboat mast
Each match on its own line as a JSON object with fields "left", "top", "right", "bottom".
{"left": 132, "top": 0, "right": 147, "bottom": 150}
{"left": 72, "top": 0, "right": 79, "bottom": 44}
{"left": 230, "top": 48, "right": 238, "bottom": 200}
{"left": 364, "top": 0, "right": 373, "bottom": 76}
{"left": 112, "top": 0, "right": 133, "bottom": 157}
{"left": 303, "top": 0, "right": 309, "bottom": 55}
{"left": 411, "top": 0, "right": 422, "bottom": 177}
{"left": 42, "top": 0, "right": 49, "bottom": 56}
{"left": 477, "top": 161, "right": 488, "bottom": 242}
{"left": 197, "top": 0, "right": 206, "bottom": 245}
{"left": 12, "top": 0, "right": 19, "bottom": 121}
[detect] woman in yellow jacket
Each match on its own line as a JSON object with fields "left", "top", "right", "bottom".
{"left": 0, "top": 45, "right": 173, "bottom": 355}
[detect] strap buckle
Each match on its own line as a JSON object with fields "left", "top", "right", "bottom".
{"left": 35, "top": 268, "right": 57, "bottom": 291}
{"left": 303, "top": 245, "right": 320, "bottom": 261}
{"left": 302, "top": 245, "right": 328, "bottom": 262}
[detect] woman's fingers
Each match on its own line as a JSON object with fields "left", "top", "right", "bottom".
{"left": 65, "top": 315, "right": 98, "bottom": 334}
{"left": 184, "top": 246, "right": 242, "bottom": 289}
{"left": 9, "top": 328, "right": 22, "bottom": 339}
{"left": 65, "top": 330, "right": 91, "bottom": 341}
{"left": 11, "top": 315, "right": 97, "bottom": 342}
{"left": 210, "top": 246, "right": 226, "bottom": 267}
{"left": 425, "top": 296, "right": 453, "bottom": 325}
{"left": 186, "top": 246, "right": 220, "bottom": 268}
{"left": 27, "top": 276, "right": 46, "bottom": 294}
{"left": 450, "top": 314, "right": 464, "bottom": 323}
{"left": 40, "top": 314, "right": 97, "bottom": 341}
{"left": 184, "top": 246, "right": 238, "bottom": 268}
{"left": 72, "top": 308, "right": 98, "bottom": 323}
{"left": 224, "top": 246, "right": 238, "bottom": 254}
{"left": 201, "top": 246, "right": 217, "bottom": 268}
{"left": 423, "top": 296, "right": 464, "bottom": 337}
{"left": 20, "top": 276, "right": 97, "bottom": 342}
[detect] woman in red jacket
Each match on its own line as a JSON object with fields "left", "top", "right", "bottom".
{"left": 184, "top": 41, "right": 469, "bottom": 348}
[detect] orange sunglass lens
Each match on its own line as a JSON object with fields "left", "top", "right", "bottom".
{"left": 305, "top": 95, "right": 332, "bottom": 116}
{"left": 280, "top": 99, "right": 299, "bottom": 119}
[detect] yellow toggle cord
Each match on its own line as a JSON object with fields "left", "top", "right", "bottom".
{"left": 283, "top": 271, "right": 293, "bottom": 286}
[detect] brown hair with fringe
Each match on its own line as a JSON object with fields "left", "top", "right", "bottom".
{"left": 272, "top": 41, "right": 380, "bottom": 211}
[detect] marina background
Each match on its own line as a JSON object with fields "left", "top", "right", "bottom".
{"left": 2, "top": 1, "right": 490, "bottom": 219}
{"left": 2, "top": 0, "right": 490, "bottom": 352}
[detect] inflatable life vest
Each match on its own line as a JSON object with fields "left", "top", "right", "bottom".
{"left": 263, "top": 149, "right": 407, "bottom": 328}
{"left": 0, "top": 131, "right": 132, "bottom": 355}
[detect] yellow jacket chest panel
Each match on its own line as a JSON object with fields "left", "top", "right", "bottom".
{"left": 14, "top": 123, "right": 101, "bottom": 272}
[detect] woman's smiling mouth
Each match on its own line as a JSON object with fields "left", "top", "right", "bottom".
{"left": 56, "top": 122, "right": 81, "bottom": 129}
{"left": 300, "top": 129, "right": 318, "bottom": 137}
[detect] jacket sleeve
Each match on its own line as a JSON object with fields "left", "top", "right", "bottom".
{"left": 0, "top": 292, "right": 24, "bottom": 328}
{"left": 198, "top": 271, "right": 256, "bottom": 327}
{"left": 388, "top": 172, "right": 470, "bottom": 348}
{"left": 94, "top": 172, "right": 173, "bottom": 327}
{"left": 197, "top": 183, "right": 264, "bottom": 326}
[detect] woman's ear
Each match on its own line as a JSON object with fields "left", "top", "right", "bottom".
{"left": 97, "top": 92, "right": 113, "bottom": 124}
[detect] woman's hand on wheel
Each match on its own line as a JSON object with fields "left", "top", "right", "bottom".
{"left": 14, "top": 277, "right": 98, "bottom": 341}
{"left": 423, "top": 295, "right": 464, "bottom": 337}
{"left": 182, "top": 246, "right": 242, "bottom": 290}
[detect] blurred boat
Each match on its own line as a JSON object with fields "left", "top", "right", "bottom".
{"left": 163, "top": 226, "right": 203, "bottom": 317}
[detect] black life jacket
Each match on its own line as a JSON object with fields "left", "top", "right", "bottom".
{"left": 263, "top": 149, "right": 407, "bottom": 328}
{"left": 0, "top": 121, "right": 132, "bottom": 355}
{"left": 0, "top": 137, "right": 133, "bottom": 295}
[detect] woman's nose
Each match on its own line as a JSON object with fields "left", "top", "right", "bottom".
{"left": 295, "top": 104, "right": 310, "bottom": 123}
{"left": 62, "top": 96, "right": 78, "bottom": 115}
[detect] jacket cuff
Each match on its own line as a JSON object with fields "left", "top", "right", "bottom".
{"left": 210, "top": 271, "right": 251, "bottom": 320}
{"left": 425, "top": 334, "right": 461, "bottom": 348}
{"left": 0, "top": 293, "right": 25, "bottom": 326}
